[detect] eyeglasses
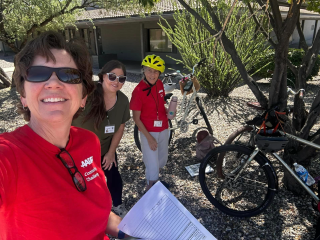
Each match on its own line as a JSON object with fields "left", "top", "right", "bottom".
{"left": 106, "top": 73, "right": 126, "bottom": 84}
{"left": 26, "top": 66, "right": 82, "bottom": 84}
{"left": 56, "top": 148, "right": 87, "bottom": 192}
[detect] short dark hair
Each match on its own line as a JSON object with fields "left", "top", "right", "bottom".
{"left": 13, "top": 31, "right": 95, "bottom": 121}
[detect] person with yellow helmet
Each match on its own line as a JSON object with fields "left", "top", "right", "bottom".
{"left": 130, "top": 54, "right": 169, "bottom": 191}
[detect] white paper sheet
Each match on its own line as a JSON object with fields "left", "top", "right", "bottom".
{"left": 118, "top": 182, "right": 216, "bottom": 240}
{"left": 185, "top": 163, "right": 214, "bottom": 177}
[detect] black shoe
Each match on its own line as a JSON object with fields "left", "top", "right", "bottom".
{"left": 159, "top": 180, "right": 170, "bottom": 189}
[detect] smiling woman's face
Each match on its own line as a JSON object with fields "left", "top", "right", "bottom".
{"left": 144, "top": 66, "right": 160, "bottom": 85}
{"left": 21, "top": 49, "right": 86, "bottom": 126}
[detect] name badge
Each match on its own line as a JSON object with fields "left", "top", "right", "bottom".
{"left": 154, "top": 120, "right": 163, "bottom": 127}
{"left": 105, "top": 125, "right": 115, "bottom": 133}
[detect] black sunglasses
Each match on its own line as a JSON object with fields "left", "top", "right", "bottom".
{"left": 106, "top": 72, "right": 126, "bottom": 84}
{"left": 26, "top": 66, "right": 82, "bottom": 84}
{"left": 56, "top": 148, "right": 87, "bottom": 192}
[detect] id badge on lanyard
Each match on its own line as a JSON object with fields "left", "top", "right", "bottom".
{"left": 154, "top": 120, "right": 163, "bottom": 127}
{"left": 105, "top": 113, "right": 115, "bottom": 133}
{"left": 105, "top": 125, "right": 115, "bottom": 133}
{"left": 154, "top": 111, "right": 162, "bottom": 127}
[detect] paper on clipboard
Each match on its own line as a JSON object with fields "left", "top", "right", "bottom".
{"left": 118, "top": 182, "right": 216, "bottom": 240}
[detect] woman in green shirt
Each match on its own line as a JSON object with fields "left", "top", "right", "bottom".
{"left": 73, "top": 60, "right": 130, "bottom": 218}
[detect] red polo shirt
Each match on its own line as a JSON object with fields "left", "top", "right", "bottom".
{"left": 130, "top": 79, "right": 168, "bottom": 132}
{"left": 0, "top": 125, "right": 111, "bottom": 240}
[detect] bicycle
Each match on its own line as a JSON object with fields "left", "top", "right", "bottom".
{"left": 134, "top": 59, "right": 214, "bottom": 151}
{"left": 223, "top": 87, "right": 306, "bottom": 147}
{"left": 198, "top": 95, "right": 320, "bottom": 218}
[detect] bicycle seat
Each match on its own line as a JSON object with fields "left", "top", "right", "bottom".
{"left": 164, "top": 72, "right": 179, "bottom": 77}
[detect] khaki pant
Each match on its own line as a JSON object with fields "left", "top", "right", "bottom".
{"left": 140, "top": 129, "right": 169, "bottom": 184}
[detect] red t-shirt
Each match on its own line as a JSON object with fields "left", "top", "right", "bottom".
{"left": 130, "top": 79, "right": 168, "bottom": 132}
{"left": 0, "top": 125, "right": 111, "bottom": 240}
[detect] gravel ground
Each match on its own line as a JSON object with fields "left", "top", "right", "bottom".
{"left": 1, "top": 54, "right": 320, "bottom": 240}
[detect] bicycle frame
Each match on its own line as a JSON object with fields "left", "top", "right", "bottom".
{"left": 170, "top": 84, "right": 199, "bottom": 131}
{"left": 235, "top": 130, "right": 320, "bottom": 202}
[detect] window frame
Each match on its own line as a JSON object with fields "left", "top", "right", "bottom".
{"left": 147, "top": 28, "right": 175, "bottom": 53}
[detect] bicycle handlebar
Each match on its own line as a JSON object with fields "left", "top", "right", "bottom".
{"left": 165, "top": 58, "right": 206, "bottom": 79}
{"left": 287, "top": 87, "right": 296, "bottom": 95}
{"left": 192, "top": 58, "right": 206, "bottom": 75}
{"left": 287, "top": 87, "right": 305, "bottom": 99}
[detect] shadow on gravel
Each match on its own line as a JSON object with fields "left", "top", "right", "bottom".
{"left": 0, "top": 88, "right": 19, "bottom": 120}
{"left": 204, "top": 96, "right": 258, "bottom": 125}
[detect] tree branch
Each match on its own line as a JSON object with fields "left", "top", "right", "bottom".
{"left": 296, "top": 15, "right": 308, "bottom": 51}
{"left": 299, "top": 100, "right": 320, "bottom": 139}
{"left": 25, "top": 0, "right": 74, "bottom": 37}
{"left": 182, "top": 0, "right": 269, "bottom": 108}
{"left": 177, "top": 0, "right": 219, "bottom": 36}
{"left": 287, "top": 58, "right": 297, "bottom": 76}
{"left": 256, "top": 0, "right": 275, "bottom": 29}
{"left": 305, "top": 29, "right": 320, "bottom": 77}
{"left": 247, "top": 2, "right": 276, "bottom": 48}
{"left": 269, "top": 0, "right": 283, "bottom": 35}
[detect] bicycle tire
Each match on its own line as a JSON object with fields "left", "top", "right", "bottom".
{"left": 196, "top": 96, "right": 213, "bottom": 135}
{"left": 199, "top": 144, "right": 277, "bottom": 218}
{"left": 224, "top": 125, "right": 254, "bottom": 145}
{"left": 133, "top": 119, "right": 173, "bottom": 152}
{"left": 217, "top": 125, "right": 254, "bottom": 178}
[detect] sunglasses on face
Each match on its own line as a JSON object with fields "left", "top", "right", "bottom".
{"left": 106, "top": 72, "right": 126, "bottom": 84}
{"left": 56, "top": 149, "right": 87, "bottom": 192}
{"left": 26, "top": 66, "right": 82, "bottom": 84}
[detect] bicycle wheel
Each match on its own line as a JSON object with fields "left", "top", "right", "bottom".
{"left": 199, "top": 144, "right": 277, "bottom": 218}
{"left": 224, "top": 125, "right": 254, "bottom": 146}
{"left": 195, "top": 96, "right": 213, "bottom": 135}
{"left": 134, "top": 119, "right": 173, "bottom": 152}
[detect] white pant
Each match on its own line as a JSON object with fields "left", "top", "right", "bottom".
{"left": 140, "top": 129, "right": 169, "bottom": 184}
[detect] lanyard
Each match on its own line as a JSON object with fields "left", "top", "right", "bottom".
{"left": 150, "top": 85, "right": 159, "bottom": 120}
{"left": 142, "top": 79, "right": 159, "bottom": 120}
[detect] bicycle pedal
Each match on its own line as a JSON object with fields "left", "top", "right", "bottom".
{"left": 192, "top": 119, "right": 198, "bottom": 125}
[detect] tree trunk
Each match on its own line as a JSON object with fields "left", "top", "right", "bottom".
{"left": 295, "top": 28, "right": 320, "bottom": 89}
{"left": 269, "top": 44, "right": 289, "bottom": 110}
{"left": 292, "top": 94, "right": 308, "bottom": 131}
{"left": 0, "top": 66, "right": 11, "bottom": 89}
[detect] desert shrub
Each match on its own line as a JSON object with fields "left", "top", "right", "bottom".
{"left": 160, "top": 0, "right": 271, "bottom": 97}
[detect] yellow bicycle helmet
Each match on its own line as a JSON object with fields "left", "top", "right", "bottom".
{"left": 141, "top": 54, "right": 165, "bottom": 73}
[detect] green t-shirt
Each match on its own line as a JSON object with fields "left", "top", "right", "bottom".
{"left": 72, "top": 90, "right": 130, "bottom": 156}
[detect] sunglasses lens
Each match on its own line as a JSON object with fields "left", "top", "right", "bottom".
{"left": 58, "top": 68, "right": 82, "bottom": 84}
{"left": 26, "top": 66, "right": 52, "bottom": 82}
{"left": 119, "top": 76, "right": 126, "bottom": 83}
{"left": 26, "top": 67, "right": 81, "bottom": 84}
{"left": 58, "top": 151, "right": 75, "bottom": 168}
{"left": 108, "top": 73, "right": 117, "bottom": 81}
{"left": 73, "top": 172, "right": 86, "bottom": 192}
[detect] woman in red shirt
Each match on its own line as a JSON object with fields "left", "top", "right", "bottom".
{"left": 130, "top": 55, "right": 169, "bottom": 191}
{"left": 0, "top": 31, "right": 127, "bottom": 240}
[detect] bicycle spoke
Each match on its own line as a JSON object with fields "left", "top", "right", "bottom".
{"left": 203, "top": 147, "right": 272, "bottom": 213}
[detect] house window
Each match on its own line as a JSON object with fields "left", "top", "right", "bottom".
{"left": 148, "top": 29, "right": 173, "bottom": 53}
